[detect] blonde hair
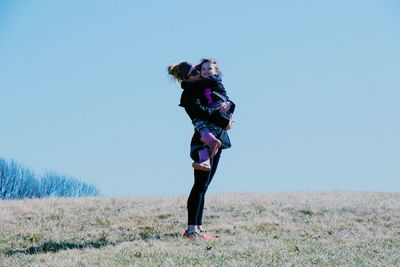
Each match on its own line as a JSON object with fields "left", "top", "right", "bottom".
{"left": 198, "top": 58, "right": 221, "bottom": 76}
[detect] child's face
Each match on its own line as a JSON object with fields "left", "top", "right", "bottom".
{"left": 201, "top": 62, "right": 218, "bottom": 78}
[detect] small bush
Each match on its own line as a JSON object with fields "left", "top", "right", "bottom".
{"left": 0, "top": 157, "right": 99, "bottom": 199}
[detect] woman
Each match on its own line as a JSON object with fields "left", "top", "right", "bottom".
{"left": 168, "top": 61, "right": 235, "bottom": 240}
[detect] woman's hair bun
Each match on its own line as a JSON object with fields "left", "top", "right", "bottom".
{"left": 167, "top": 64, "right": 176, "bottom": 75}
{"left": 167, "top": 62, "right": 192, "bottom": 82}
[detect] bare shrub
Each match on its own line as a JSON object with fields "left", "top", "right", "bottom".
{"left": 0, "top": 158, "right": 99, "bottom": 199}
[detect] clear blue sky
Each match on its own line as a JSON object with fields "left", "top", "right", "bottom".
{"left": 1, "top": 0, "right": 399, "bottom": 196}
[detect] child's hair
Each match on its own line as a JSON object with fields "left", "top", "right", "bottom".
{"left": 167, "top": 61, "right": 192, "bottom": 82}
{"left": 198, "top": 58, "right": 222, "bottom": 76}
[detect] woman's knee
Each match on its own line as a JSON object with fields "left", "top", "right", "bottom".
{"left": 193, "top": 176, "right": 210, "bottom": 193}
{"left": 193, "top": 182, "right": 208, "bottom": 193}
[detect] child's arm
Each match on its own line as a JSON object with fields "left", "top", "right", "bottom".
{"left": 205, "top": 75, "right": 236, "bottom": 114}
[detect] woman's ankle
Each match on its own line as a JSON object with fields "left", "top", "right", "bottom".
{"left": 187, "top": 225, "right": 198, "bottom": 234}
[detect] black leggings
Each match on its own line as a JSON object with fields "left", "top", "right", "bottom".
{"left": 187, "top": 149, "right": 222, "bottom": 226}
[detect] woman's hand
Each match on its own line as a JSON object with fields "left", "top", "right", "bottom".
{"left": 217, "top": 101, "right": 231, "bottom": 114}
{"left": 225, "top": 119, "right": 235, "bottom": 130}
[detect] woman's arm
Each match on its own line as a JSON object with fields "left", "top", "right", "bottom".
{"left": 180, "top": 89, "right": 230, "bottom": 129}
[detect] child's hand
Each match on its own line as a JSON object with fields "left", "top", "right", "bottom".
{"left": 217, "top": 101, "right": 231, "bottom": 113}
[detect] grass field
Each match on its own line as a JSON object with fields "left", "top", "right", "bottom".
{"left": 1, "top": 192, "right": 399, "bottom": 266}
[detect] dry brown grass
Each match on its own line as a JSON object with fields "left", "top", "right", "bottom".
{"left": 1, "top": 192, "right": 399, "bottom": 266}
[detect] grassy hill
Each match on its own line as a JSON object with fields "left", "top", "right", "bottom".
{"left": 1, "top": 192, "right": 399, "bottom": 266}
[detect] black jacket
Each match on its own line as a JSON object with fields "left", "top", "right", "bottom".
{"left": 179, "top": 77, "right": 236, "bottom": 152}
{"left": 181, "top": 76, "right": 235, "bottom": 108}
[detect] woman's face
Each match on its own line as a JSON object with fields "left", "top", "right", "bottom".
{"left": 187, "top": 65, "right": 201, "bottom": 81}
{"left": 201, "top": 62, "right": 217, "bottom": 78}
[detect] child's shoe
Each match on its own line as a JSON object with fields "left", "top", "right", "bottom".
{"left": 192, "top": 149, "right": 211, "bottom": 171}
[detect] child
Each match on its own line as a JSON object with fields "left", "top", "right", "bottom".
{"left": 181, "top": 58, "right": 235, "bottom": 171}
{"left": 168, "top": 60, "right": 235, "bottom": 171}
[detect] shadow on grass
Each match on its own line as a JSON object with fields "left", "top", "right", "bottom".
{"left": 4, "top": 240, "right": 111, "bottom": 256}
{"left": 4, "top": 233, "right": 181, "bottom": 256}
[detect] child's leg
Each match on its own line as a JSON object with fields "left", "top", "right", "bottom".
{"left": 193, "top": 119, "right": 210, "bottom": 136}
{"left": 193, "top": 119, "right": 222, "bottom": 158}
{"left": 200, "top": 132, "right": 221, "bottom": 158}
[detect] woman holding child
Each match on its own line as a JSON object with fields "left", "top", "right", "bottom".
{"left": 168, "top": 58, "right": 235, "bottom": 240}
